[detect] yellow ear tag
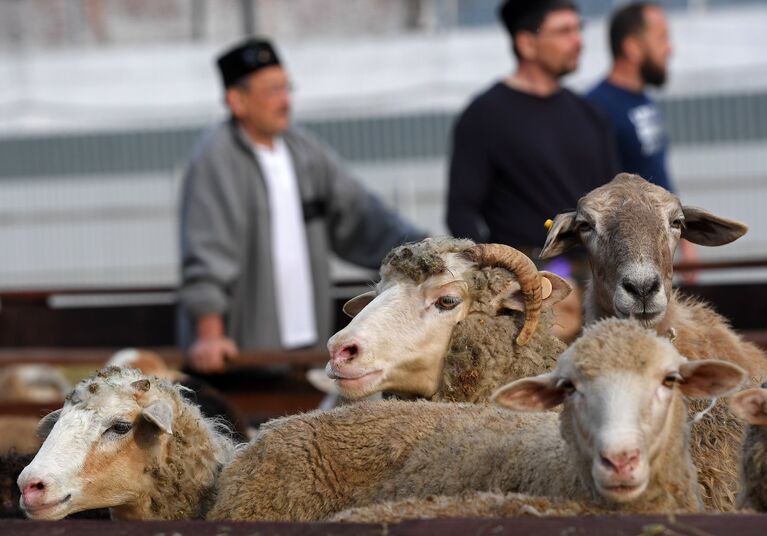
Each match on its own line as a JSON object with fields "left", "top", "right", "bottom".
{"left": 541, "top": 277, "right": 552, "bottom": 300}
{"left": 544, "top": 219, "right": 554, "bottom": 230}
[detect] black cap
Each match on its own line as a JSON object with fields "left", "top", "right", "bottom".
{"left": 216, "top": 38, "right": 281, "bottom": 88}
{"left": 499, "top": 0, "right": 577, "bottom": 35}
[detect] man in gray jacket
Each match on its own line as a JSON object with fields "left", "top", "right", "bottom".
{"left": 179, "top": 38, "right": 425, "bottom": 373}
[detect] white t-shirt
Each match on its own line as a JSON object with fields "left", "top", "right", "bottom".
{"left": 253, "top": 137, "right": 318, "bottom": 349}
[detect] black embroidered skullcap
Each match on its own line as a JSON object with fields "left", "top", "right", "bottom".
{"left": 499, "top": 0, "right": 578, "bottom": 35}
{"left": 216, "top": 37, "right": 282, "bottom": 88}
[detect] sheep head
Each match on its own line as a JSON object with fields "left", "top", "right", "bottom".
{"left": 540, "top": 173, "right": 747, "bottom": 328}
{"left": 326, "top": 238, "right": 571, "bottom": 399}
{"left": 494, "top": 318, "right": 746, "bottom": 506}
{"left": 17, "top": 367, "right": 179, "bottom": 520}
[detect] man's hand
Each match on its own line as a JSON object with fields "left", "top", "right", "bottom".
{"left": 189, "top": 336, "right": 239, "bottom": 374}
{"left": 189, "top": 313, "right": 238, "bottom": 374}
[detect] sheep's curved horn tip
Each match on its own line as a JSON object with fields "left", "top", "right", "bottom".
{"left": 467, "top": 243, "right": 542, "bottom": 346}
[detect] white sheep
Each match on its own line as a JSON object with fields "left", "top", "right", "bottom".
{"left": 327, "top": 238, "right": 572, "bottom": 403}
{"left": 16, "top": 366, "right": 237, "bottom": 520}
{"left": 209, "top": 319, "right": 744, "bottom": 521}
{"left": 540, "top": 172, "right": 766, "bottom": 511}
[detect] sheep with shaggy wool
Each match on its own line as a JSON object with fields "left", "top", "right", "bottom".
{"left": 326, "top": 238, "right": 572, "bottom": 404}
{"left": 540, "top": 173, "right": 767, "bottom": 511}
{"left": 210, "top": 319, "right": 744, "bottom": 521}
{"left": 17, "top": 366, "right": 238, "bottom": 520}
{"left": 330, "top": 491, "right": 597, "bottom": 523}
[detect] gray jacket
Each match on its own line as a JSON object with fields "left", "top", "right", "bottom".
{"left": 178, "top": 119, "right": 425, "bottom": 350}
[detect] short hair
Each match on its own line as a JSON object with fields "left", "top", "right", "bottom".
{"left": 609, "top": 2, "right": 659, "bottom": 59}
{"left": 499, "top": 0, "right": 579, "bottom": 59}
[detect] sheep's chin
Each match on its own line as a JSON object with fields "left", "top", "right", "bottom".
{"left": 22, "top": 493, "right": 77, "bottom": 521}
{"left": 595, "top": 479, "right": 648, "bottom": 504}
{"left": 334, "top": 370, "right": 384, "bottom": 399}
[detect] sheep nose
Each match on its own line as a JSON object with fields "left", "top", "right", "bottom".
{"left": 331, "top": 342, "right": 360, "bottom": 366}
{"left": 621, "top": 275, "right": 660, "bottom": 299}
{"left": 600, "top": 448, "right": 640, "bottom": 476}
{"left": 21, "top": 479, "right": 47, "bottom": 506}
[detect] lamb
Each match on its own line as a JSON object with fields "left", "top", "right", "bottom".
{"left": 729, "top": 383, "right": 767, "bottom": 510}
{"left": 16, "top": 366, "right": 237, "bottom": 520}
{"left": 540, "top": 172, "right": 767, "bottom": 511}
{"left": 208, "top": 319, "right": 744, "bottom": 521}
{"left": 326, "top": 238, "right": 572, "bottom": 403}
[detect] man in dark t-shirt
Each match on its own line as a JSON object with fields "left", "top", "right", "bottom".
{"left": 448, "top": 0, "right": 618, "bottom": 251}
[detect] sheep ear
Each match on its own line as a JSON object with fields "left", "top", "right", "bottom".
{"left": 492, "top": 374, "right": 564, "bottom": 411}
{"left": 141, "top": 400, "right": 174, "bottom": 434}
{"left": 539, "top": 271, "right": 572, "bottom": 306}
{"left": 730, "top": 388, "right": 767, "bottom": 426}
{"left": 539, "top": 212, "right": 578, "bottom": 259}
{"left": 681, "top": 206, "right": 748, "bottom": 246}
{"left": 678, "top": 360, "right": 746, "bottom": 398}
{"left": 342, "top": 291, "right": 376, "bottom": 318}
{"left": 498, "top": 272, "right": 572, "bottom": 313}
{"left": 37, "top": 408, "right": 62, "bottom": 439}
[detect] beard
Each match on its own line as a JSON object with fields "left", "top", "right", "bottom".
{"left": 640, "top": 57, "right": 667, "bottom": 87}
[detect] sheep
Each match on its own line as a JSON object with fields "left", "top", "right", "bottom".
{"left": 0, "top": 364, "right": 71, "bottom": 403}
{"left": 208, "top": 319, "right": 744, "bottom": 521}
{"left": 326, "top": 238, "right": 572, "bottom": 404}
{"left": 730, "top": 383, "right": 767, "bottom": 511}
{"left": 107, "top": 348, "right": 250, "bottom": 442}
{"left": 540, "top": 172, "right": 767, "bottom": 511}
{"left": 16, "top": 366, "right": 237, "bottom": 520}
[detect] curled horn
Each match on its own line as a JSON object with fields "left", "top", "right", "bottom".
{"left": 465, "top": 244, "right": 542, "bottom": 346}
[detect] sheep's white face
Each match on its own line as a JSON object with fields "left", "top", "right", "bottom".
{"left": 540, "top": 174, "right": 748, "bottom": 328}
{"left": 17, "top": 369, "right": 174, "bottom": 520}
{"left": 326, "top": 253, "right": 474, "bottom": 399}
{"left": 493, "top": 319, "right": 747, "bottom": 506}
{"left": 557, "top": 364, "right": 678, "bottom": 502}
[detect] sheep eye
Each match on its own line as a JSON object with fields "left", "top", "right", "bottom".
{"left": 557, "top": 379, "right": 576, "bottom": 394}
{"left": 670, "top": 218, "right": 684, "bottom": 230}
{"left": 662, "top": 374, "right": 681, "bottom": 388}
{"left": 435, "top": 295, "right": 462, "bottom": 311}
{"left": 105, "top": 421, "right": 133, "bottom": 436}
{"left": 576, "top": 220, "right": 593, "bottom": 234}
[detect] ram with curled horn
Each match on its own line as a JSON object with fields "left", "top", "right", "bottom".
{"left": 325, "top": 237, "right": 571, "bottom": 403}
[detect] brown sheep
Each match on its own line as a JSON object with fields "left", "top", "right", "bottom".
{"left": 540, "top": 173, "right": 767, "bottom": 511}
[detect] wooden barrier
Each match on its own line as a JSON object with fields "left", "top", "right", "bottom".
{"left": 1, "top": 513, "right": 767, "bottom": 535}
{"left": 0, "top": 347, "right": 328, "bottom": 368}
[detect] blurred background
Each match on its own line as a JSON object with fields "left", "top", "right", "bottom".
{"left": 1, "top": 0, "right": 767, "bottom": 344}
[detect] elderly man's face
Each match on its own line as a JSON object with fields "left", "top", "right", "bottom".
{"left": 227, "top": 65, "right": 292, "bottom": 139}
{"left": 530, "top": 9, "right": 583, "bottom": 79}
